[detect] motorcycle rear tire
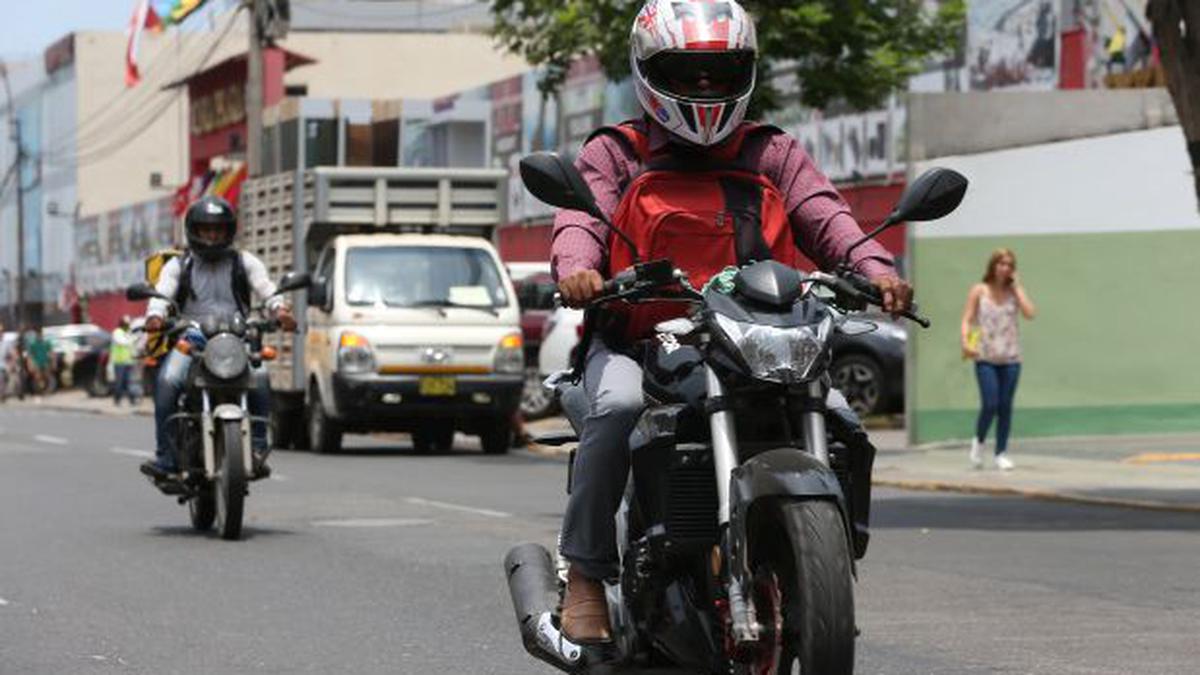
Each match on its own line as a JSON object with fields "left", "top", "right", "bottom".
{"left": 189, "top": 490, "right": 216, "bottom": 532}
{"left": 774, "top": 500, "right": 855, "bottom": 674}
{"left": 214, "top": 419, "right": 246, "bottom": 541}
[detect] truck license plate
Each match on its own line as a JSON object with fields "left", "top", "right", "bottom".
{"left": 419, "top": 376, "right": 456, "bottom": 397}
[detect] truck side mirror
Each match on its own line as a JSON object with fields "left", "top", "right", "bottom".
{"left": 277, "top": 271, "right": 312, "bottom": 294}
{"left": 308, "top": 277, "right": 330, "bottom": 310}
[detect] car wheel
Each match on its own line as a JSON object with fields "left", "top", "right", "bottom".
{"left": 519, "top": 366, "right": 557, "bottom": 420}
{"left": 830, "top": 354, "right": 886, "bottom": 418}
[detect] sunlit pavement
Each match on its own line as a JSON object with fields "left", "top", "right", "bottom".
{"left": 1, "top": 407, "right": 1197, "bottom": 674}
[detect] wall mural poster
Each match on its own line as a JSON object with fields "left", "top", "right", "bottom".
{"left": 1078, "top": 0, "right": 1153, "bottom": 87}
{"left": 74, "top": 197, "right": 175, "bottom": 294}
{"left": 968, "top": 0, "right": 1059, "bottom": 90}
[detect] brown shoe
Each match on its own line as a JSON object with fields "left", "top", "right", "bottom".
{"left": 560, "top": 565, "right": 612, "bottom": 644}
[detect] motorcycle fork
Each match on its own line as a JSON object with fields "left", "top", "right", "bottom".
{"left": 706, "top": 367, "right": 759, "bottom": 644}
{"left": 201, "top": 391, "right": 216, "bottom": 479}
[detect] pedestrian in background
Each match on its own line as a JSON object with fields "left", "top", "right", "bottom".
{"left": 961, "top": 248, "right": 1037, "bottom": 470}
{"left": 110, "top": 316, "right": 140, "bottom": 406}
{"left": 24, "top": 327, "right": 54, "bottom": 396}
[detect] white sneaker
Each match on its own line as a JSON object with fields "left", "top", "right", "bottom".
{"left": 994, "top": 453, "right": 1015, "bottom": 471}
{"left": 969, "top": 438, "right": 984, "bottom": 469}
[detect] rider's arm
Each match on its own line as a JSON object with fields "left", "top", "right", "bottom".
{"left": 550, "top": 134, "right": 635, "bottom": 282}
{"left": 147, "top": 258, "right": 182, "bottom": 319}
{"left": 242, "top": 252, "right": 285, "bottom": 312}
{"left": 761, "top": 132, "right": 896, "bottom": 281}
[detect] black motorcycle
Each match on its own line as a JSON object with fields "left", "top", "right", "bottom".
{"left": 504, "top": 154, "right": 966, "bottom": 674}
{"left": 126, "top": 272, "right": 309, "bottom": 540}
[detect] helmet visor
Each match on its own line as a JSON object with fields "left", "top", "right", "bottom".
{"left": 640, "top": 50, "right": 756, "bottom": 102}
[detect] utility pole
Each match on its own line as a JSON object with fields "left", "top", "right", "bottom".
{"left": 246, "top": 0, "right": 264, "bottom": 177}
{"left": 246, "top": 0, "right": 289, "bottom": 178}
{"left": 0, "top": 61, "right": 25, "bottom": 332}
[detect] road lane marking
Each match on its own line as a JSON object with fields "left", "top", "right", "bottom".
{"left": 110, "top": 447, "right": 155, "bottom": 459}
{"left": 34, "top": 435, "right": 68, "bottom": 446}
{"left": 0, "top": 597, "right": 9, "bottom": 606}
{"left": 269, "top": 473, "right": 290, "bottom": 482}
{"left": 1122, "top": 452, "right": 1200, "bottom": 465}
{"left": 312, "top": 518, "right": 433, "bottom": 528}
{"left": 405, "top": 496, "right": 511, "bottom": 519}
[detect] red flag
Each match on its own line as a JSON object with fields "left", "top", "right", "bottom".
{"left": 125, "top": 0, "right": 157, "bottom": 87}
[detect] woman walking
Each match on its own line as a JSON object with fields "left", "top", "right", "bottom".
{"left": 961, "top": 249, "right": 1037, "bottom": 470}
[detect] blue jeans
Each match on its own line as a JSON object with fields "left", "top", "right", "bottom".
{"left": 153, "top": 349, "right": 271, "bottom": 470}
{"left": 975, "top": 361, "right": 1021, "bottom": 454}
{"left": 113, "top": 364, "right": 138, "bottom": 405}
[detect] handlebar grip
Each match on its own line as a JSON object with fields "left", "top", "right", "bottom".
{"left": 601, "top": 278, "right": 619, "bottom": 295}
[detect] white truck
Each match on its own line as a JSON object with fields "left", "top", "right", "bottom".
{"left": 240, "top": 167, "right": 524, "bottom": 454}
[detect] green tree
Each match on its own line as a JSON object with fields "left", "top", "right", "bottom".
{"left": 1147, "top": 0, "right": 1200, "bottom": 207}
{"left": 488, "top": 0, "right": 966, "bottom": 113}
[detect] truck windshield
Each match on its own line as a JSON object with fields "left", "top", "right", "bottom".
{"left": 345, "top": 246, "right": 510, "bottom": 309}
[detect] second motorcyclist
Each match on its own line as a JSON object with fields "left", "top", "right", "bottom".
{"left": 552, "top": 0, "right": 915, "bottom": 644}
{"left": 140, "top": 196, "right": 296, "bottom": 481}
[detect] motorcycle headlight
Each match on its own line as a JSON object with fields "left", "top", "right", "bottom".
{"left": 494, "top": 333, "right": 524, "bottom": 375}
{"left": 714, "top": 313, "right": 831, "bottom": 384}
{"left": 202, "top": 334, "right": 249, "bottom": 380}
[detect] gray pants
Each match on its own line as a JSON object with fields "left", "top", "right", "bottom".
{"left": 560, "top": 341, "right": 863, "bottom": 580}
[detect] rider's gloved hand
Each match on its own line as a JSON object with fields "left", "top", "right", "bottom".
{"left": 558, "top": 270, "right": 604, "bottom": 309}
{"left": 871, "top": 275, "right": 914, "bottom": 317}
{"left": 275, "top": 306, "right": 298, "bottom": 332}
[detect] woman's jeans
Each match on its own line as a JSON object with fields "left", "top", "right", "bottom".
{"left": 975, "top": 361, "right": 1021, "bottom": 454}
{"left": 153, "top": 349, "right": 270, "bottom": 470}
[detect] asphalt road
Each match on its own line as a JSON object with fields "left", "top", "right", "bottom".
{"left": 1, "top": 407, "right": 1198, "bottom": 674}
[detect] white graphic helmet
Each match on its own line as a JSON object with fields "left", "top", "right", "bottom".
{"left": 631, "top": 0, "right": 758, "bottom": 147}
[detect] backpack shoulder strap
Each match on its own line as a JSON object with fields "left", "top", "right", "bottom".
{"left": 175, "top": 252, "right": 196, "bottom": 311}
{"left": 585, "top": 119, "right": 652, "bottom": 164}
{"left": 231, "top": 251, "right": 251, "bottom": 316}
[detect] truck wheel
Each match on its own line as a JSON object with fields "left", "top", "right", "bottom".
{"left": 307, "top": 387, "right": 342, "bottom": 454}
{"left": 480, "top": 420, "right": 512, "bottom": 455}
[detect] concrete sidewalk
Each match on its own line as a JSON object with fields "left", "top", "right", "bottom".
{"left": 526, "top": 417, "right": 1200, "bottom": 512}
{"left": 0, "top": 388, "right": 152, "bottom": 417}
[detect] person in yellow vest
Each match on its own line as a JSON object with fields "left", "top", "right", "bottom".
{"left": 110, "top": 316, "right": 140, "bottom": 406}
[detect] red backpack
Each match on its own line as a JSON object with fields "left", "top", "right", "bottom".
{"left": 594, "top": 120, "right": 798, "bottom": 341}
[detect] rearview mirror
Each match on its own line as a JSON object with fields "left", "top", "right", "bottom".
{"left": 519, "top": 153, "right": 604, "bottom": 222}
{"left": 126, "top": 282, "right": 167, "bottom": 302}
{"left": 887, "top": 168, "right": 969, "bottom": 224}
{"left": 277, "top": 271, "right": 312, "bottom": 294}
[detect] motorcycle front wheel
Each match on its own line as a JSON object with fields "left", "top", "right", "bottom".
{"left": 767, "top": 500, "right": 856, "bottom": 675}
{"left": 214, "top": 419, "right": 247, "bottom": 540}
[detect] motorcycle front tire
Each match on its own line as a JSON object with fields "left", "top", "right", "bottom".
{"left": 214, "top": 419, "right": 246, "bottom": 541}
{"left": 774, "top": 500, "right": 855, "bottom": 674}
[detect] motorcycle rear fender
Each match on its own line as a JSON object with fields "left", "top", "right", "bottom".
{"left": 727, "top": 448, "right": 855, "bottom": 579}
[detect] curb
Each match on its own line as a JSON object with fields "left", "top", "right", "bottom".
{"left": 3, "top": 402, "right": 152, "bottom": 418}
{"left": 874, "top": 477, "right": 1200, "bottom": 514}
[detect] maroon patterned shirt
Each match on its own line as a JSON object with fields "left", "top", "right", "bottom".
{"left": 551, "top": 120, "right": 896, "bottom": 282}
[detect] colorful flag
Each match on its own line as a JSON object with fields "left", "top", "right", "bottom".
{"left": 125, "top": 0, "right": 161, "bottom": 87}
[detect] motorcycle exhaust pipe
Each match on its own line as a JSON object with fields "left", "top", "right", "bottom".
{"left": 503, "top": 543, "right": 586, "bottom": 673}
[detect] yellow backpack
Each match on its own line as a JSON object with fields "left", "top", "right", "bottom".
{"left": 142, "top": 249, "right": 183, "bottom": 359}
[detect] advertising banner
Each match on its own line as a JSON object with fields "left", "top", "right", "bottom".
{"left": 968, "top": 0, "right": 1059, "bottom": 90}
{"left": 75, "top": 198, "right": 176, "bottom": 294}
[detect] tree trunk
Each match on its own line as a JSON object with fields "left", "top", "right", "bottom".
{"left": 1148, "top": 0, "right": 1200, "bottom": 207}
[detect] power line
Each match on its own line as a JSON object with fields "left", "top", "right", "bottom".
{"left": 41, "top": 10, "right": 245, "bottom": 161}
{"left": 43, "top": 9, "right": 244, "bottom": 171}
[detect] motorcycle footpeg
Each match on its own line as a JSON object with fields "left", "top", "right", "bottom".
{"left": 151, "top": 477, "right": 187, "bottom": 496}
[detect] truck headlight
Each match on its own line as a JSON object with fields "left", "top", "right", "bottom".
{"left": 338, "top": 331, "right": 375, "bottom": 375}
{"left": 494, "top": 333, "right": 524, "bottom": 375}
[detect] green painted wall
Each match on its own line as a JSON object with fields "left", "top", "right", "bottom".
{"left": 911, "top": 230, "right": 1200, "bottom": 443}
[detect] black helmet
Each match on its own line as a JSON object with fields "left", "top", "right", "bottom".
{"left": 185, "top": 196, "right": 237, "bottom": 261}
